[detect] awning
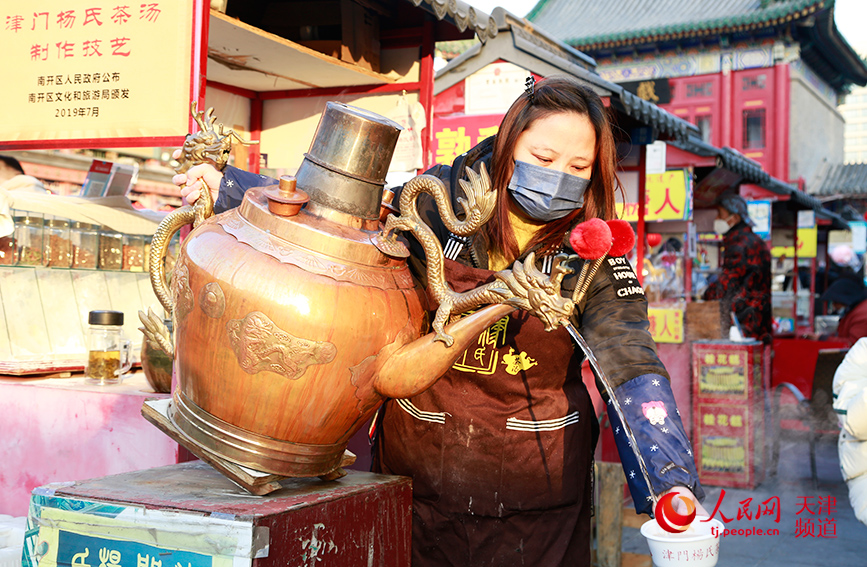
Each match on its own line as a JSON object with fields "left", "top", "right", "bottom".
{"left": 207, "top": 1, "right": 500, "bottom": 93}
{"left": 406, "top": 0, "right": 498, "bottom": 43}
{"left": 5, "top": 192, "right": 165, "bottom": 236}
{"left": 670, "top": 135, "right": 848, "bottom": 229}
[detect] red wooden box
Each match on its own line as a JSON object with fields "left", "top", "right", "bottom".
{"left": 26, "top": 461, "right": 411, "bottom": 567}
{"left": 691, "top": 340, "right": 766, "bottom": 489}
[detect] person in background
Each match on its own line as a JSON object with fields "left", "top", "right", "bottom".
{"left": 703, "top": 193, "right": 772, "bottom": 343}
{"left": 0, "top": 156, "right": 49, "bottom": 194}
{"left": 0, "top": 155, "right": 49, "bottom": 238}
{"left": 832, "top": 337, "right": 867, "bottom": 526}
{"left": 819, "top": 277, "right": 867, "bottom": 346}
{"left": 173, "top": 76, "right": 706, "bottom": 566}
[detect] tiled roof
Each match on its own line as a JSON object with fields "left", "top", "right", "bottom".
{"left": 406, "top": 0, "right": 498, "bottom": 43}
{"left": 527, "top": 0, "right": 822, "bottom": 49}
{"left": 813, "top": 163, "right": 867, "bottom": 197}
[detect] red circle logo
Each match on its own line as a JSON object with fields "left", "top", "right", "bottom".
{"left": 654, "top": 492, "right": 697, "bottom": 533}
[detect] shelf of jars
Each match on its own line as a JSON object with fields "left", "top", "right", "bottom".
{"left": 0, "top": 211, "right": 177, "bottom": 376}
{"left": 0, "top": 211, "right": 159, "bottom": 272}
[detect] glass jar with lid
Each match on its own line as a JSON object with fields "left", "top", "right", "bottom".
{"left": 15, "top": 213, "right": 44, "bottom": 266}
{"left": 44, "top": 216, "right": 72, "bottom": 268}
{"left": 98, "top": 225, "right": 123, "bottom": 270}
{"left": 72, "top": 222, "right": 99, "bottom": 269}
{"left": 85, "top": 310, "right": 132, "bottom": 385}
{"left": 122, "top": 234, "right": 145, "bottom": 271}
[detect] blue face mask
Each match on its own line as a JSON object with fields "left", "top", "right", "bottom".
{"left": 507, "top": 160, "right": 590, "bottom": 222}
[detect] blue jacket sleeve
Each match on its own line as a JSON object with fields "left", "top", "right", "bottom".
{"left": 213, "top": 166, "right": 277, "bottom": 213}
{"left": 606, "top": 373, "right": 705, "bottom": 515}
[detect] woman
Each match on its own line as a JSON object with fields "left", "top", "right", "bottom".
{"left": 175, "top": 76, "right": 705, "bottom": 566}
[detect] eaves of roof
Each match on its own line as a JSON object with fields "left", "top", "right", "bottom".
{"left": 812, "top": 163, "right": 867, "bottom": 198}
{"left": 670, "top": 136, "right": 770, "bottom": 186}
{"left": 405, "top": 0, "right": 498, "bottom": 43}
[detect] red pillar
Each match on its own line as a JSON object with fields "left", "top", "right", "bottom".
{"left": 637, "top": 145, "right": 647, "bottom": 285}
{"left": 419, "top": 18, "right": 435, "bottom": 171}
{"left": 721, "top": 61, "right": 733, "bottom": 148}
{"left": 773, "top": 62, "right": 790, "bottom": 180}
{"left": 249, "top": 96, "right": 263, "bottom": 174}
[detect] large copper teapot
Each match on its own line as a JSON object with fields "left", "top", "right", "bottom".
{"left": 142, "top": 102, "right": 575, "bottom": 484}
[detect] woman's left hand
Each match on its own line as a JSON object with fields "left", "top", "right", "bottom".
{"left": 663, "top": 485, "right": 709, "bottom": 517}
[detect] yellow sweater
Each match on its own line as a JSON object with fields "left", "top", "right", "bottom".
{"left": 488, "top": 211, "right": 547, "bottom": 271}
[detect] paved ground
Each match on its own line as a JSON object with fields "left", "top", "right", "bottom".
{"left": 621, "top": 435, "right": 866, "bottom": 566}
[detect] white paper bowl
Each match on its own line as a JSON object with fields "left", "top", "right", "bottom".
{"left": 640, "top": 517, "right": 724, "bottom": 567}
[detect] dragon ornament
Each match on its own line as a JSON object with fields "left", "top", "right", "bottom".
{"left": 379, "top": 164, "right": 578, "bottom": 346}
{"left": 140, "top": 102, "right": 256, "bottom": 355}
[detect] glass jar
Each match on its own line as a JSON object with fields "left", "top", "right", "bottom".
{"left": 98, "top": 226, "right": 123, "bottom": 270}
{"left": 0, "top": 226, "right": 14, "bottom": 266}
{"left": 122, "top": 234, "right": 145, "bottom": 272}
{"left": 85, "top": 310, "right": 132, "bottom": 385}
{"left": 44, "top": 217, "right": 72, "bottom": 268}
{"left": 72, "top": 222, "right": 99, "bottom": 269}
{"left": 15, "top": 214, "right": 44, "bottom": 266}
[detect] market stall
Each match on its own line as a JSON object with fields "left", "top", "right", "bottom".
{"left": 0, "top": 0, "right": 500, "bottom": 522}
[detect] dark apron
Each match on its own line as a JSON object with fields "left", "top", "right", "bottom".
{"left": 375, "top": 259, "right": 598, "bottom": 567}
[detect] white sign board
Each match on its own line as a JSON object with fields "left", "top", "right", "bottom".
{"left": 465, "top": 62, "right": 530, "bottom": 116}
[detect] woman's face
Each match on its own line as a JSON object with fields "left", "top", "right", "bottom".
{"left": 513, "top": 111, "right": 596, "bottom": 180}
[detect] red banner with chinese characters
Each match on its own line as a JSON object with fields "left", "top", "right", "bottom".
{"left": 0, "top": 0, "right": 205, "bottom": 149}
{"left": 432, "top": 114, "right": 501, "bottom": 167}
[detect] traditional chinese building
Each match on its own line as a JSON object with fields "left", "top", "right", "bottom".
{"left": 527, "top": 0, "right": 867, "bottom": 200}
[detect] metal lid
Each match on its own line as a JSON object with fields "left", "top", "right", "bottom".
{"left": 89, "top": 310, "right": 124, "bottom": 326}
{"left": 47, "top": 218, "right": 70, "bottom": 228}
{"left": 295, "top": 102, "right": 403, "bottom": 221}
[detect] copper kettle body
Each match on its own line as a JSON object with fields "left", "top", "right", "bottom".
{"left": 145, "top": 102, "right": 520, "bottom": 480}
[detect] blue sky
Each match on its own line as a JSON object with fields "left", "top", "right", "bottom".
{"left": 467, "top": 0, "right": 867, "bottom": 55}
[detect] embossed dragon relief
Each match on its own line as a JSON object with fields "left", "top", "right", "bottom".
{"left": 377, "top": 164, "right": 576, "bottom": 345}
{"left": 226, "top": 311, "right": 338, "bottom": 381}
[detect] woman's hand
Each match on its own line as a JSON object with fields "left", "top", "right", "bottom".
{"left": 170, "top": 149, "right": 223, "bottom": 205}
{"left": 664, "top": 485, "right": 710, "bottom": 517}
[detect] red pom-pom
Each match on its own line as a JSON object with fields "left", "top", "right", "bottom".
{"left": 569, "top": 218, "right": 612, "bottom": 259}
{"left": 607, "top": 219, "right": 636, "bottom": 257}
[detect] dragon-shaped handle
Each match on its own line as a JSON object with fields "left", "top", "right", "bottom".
{"left": 144, "top": 102, "right": 256, "bottom": 354}
{"left": 379, "top": 164, "right": 575, "bottom": 345}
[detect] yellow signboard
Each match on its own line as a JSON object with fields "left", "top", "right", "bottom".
{"left": 648, "top": 306, "right": 684, "bottom": 343}
{"left": 771, "top": 227, "right": 818, "bottom": 259}
{"left": 617, "top": 169, "right": 692, "bottom": 221}
{"left": 0, "top": 0, "right": 202, "bottom": 149}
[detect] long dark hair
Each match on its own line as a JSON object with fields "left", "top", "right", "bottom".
{"left": 484, "top": 75, "right": 621, "bottom": 260}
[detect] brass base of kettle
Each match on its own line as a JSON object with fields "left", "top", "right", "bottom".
{"left": 169, "top": 390, "right": 354, "bottom": 478}
{"left": 142, "top": 397, "right": 357, "bottom": 495}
